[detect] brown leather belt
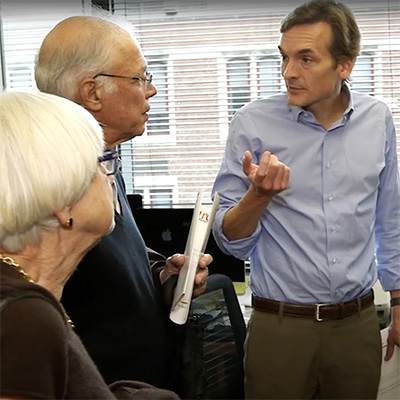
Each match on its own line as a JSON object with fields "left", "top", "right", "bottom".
{"left": 252, "top": 290, "right": 374, "bottom": 322}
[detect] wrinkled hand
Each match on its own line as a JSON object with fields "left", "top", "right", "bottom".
{"left": 243, "top": 150, "right": 290, "bottom": 199}
{"left": 385, "top": 306, "right": 400, "bottom": 361}
{"left": 162, "top": 253, "right": 212, "bottom": 297}
{"left": 193, "top": 253, "right": 212, "bottom": 297}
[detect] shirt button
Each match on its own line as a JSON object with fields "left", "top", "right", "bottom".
{"left": 327, "top": 162, "right": 331, "bottom": 169}
{"left": 332, "top": 257, "right": 337, "bottom": 263}
{"left": 328, "top": 194, "right": 334, "bottom": 201}
{"left": 331, "top": 225, "right": 337, "bottom": 232}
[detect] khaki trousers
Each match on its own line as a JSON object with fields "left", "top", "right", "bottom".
{"left": 244, "top": 304, "right": 381, "bottom": 399}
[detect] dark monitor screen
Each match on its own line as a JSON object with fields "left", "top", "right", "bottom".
{"left": 127, "top": 194, "right": 143, "bottom": 210}
{"left": 131, "top": 207, "right": 246, "bottom": 283}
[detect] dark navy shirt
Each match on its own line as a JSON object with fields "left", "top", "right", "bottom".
{"left": 61, "top": 173, "right": 173, "bottom": 387}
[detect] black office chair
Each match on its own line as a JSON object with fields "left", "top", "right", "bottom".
{"left": 175, "top": 274, "right": 246, "bottom": 400}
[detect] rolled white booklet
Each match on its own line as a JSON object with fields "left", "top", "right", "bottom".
{"left": 170, "top": 189, "right": 219, "bottom": 325}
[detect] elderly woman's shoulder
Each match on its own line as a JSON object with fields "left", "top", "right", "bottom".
{"left": 1, "top": 286, "right": 70, "bottom": 345}
{"left": 0, "top": 285, "right": 73, "bottom": 399}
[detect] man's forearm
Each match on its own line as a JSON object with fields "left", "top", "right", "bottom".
{"left": 390, "top": 289, "right": 400, "bottom": 307}
{"left": 223, "top": 186, "right": 272, "bottom": 241}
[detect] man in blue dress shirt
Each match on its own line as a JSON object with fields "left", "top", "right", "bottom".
{"left": 212, "top": 0, "right": 400, "bottom": 398}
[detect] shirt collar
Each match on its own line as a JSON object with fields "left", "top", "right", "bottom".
{"left": 288, "top": 82, "right": 355, "bottom": 121}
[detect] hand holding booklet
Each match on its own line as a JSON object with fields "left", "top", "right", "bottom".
{"left": 170, "top": 189, "right": 220, "bottom": 325}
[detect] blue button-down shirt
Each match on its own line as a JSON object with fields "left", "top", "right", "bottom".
{"left": 212, "top": 87, "right": 400, "bottom": 304}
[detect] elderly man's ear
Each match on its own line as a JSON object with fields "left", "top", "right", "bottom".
{"left": 77, "top": 78, "right": 103, "bottom": 112}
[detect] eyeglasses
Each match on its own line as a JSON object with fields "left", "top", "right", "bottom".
{"left": 93, "top": 71, "right": 153, "bottom": 91}
{"left": 98, "top": 149, "right": 120, "bottom": 176}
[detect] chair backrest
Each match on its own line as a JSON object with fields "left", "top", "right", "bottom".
{"left": 176, "top": 274, "right": 246, "bottom": 399}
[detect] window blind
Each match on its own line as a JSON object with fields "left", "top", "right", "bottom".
{"left": 111, "top": 0, "right": 400, "bottom": 207}
{"left": 0, "top": 0, "right": 399, "bottom": 208}
{"left": 0, "top": 0, "right": 86, "bottom": 91}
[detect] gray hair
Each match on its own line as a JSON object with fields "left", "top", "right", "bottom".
{"left": 0, "top": 91, "right": 104, "bottom": 252}
{"left": 35, "top": 15, "right": 137, "bottom": 100}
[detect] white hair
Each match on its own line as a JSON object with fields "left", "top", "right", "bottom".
{"left": 0, "top": 91, "right": 104, "bottom": 252}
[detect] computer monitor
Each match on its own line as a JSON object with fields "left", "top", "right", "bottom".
{"left": 131, "top": 207, "right": 246, "bottom": 288}
{"left": 127, "top": 193, "right": 143, "bottom": 210}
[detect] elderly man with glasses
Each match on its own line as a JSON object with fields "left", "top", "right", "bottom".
{"left": 35, "top": 15, "right": 211, "bottom": 393}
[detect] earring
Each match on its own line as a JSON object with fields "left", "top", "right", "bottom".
{"left": 66, "top": 217, "right": 73, "bottom": 228}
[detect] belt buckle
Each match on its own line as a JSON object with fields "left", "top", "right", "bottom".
{"left": 315, "top": 303, "right": 329, "bottom": 322}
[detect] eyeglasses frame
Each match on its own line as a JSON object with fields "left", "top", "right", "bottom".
{"left": 93, "top": 71, "right": 153, "bottom": 91}
{"left": 98, "top": 149, "right": 120, "bottom": 176}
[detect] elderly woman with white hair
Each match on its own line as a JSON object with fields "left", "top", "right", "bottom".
{"left": 0, "top": 92, "right": 179, "bottom": 400}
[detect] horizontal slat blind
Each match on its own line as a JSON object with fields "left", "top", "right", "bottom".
{"left": 0, "top": 0, "right": 85, "bottom": 90}
{"left": 112, "top": 0, "right": 400, "bottom": 207}
{"left": 1, "top": 0, "right": 398, "bottom": 208}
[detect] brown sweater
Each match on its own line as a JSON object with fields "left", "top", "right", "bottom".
{"left": 0, "top": 261, "right": 180, "bottom": 400}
